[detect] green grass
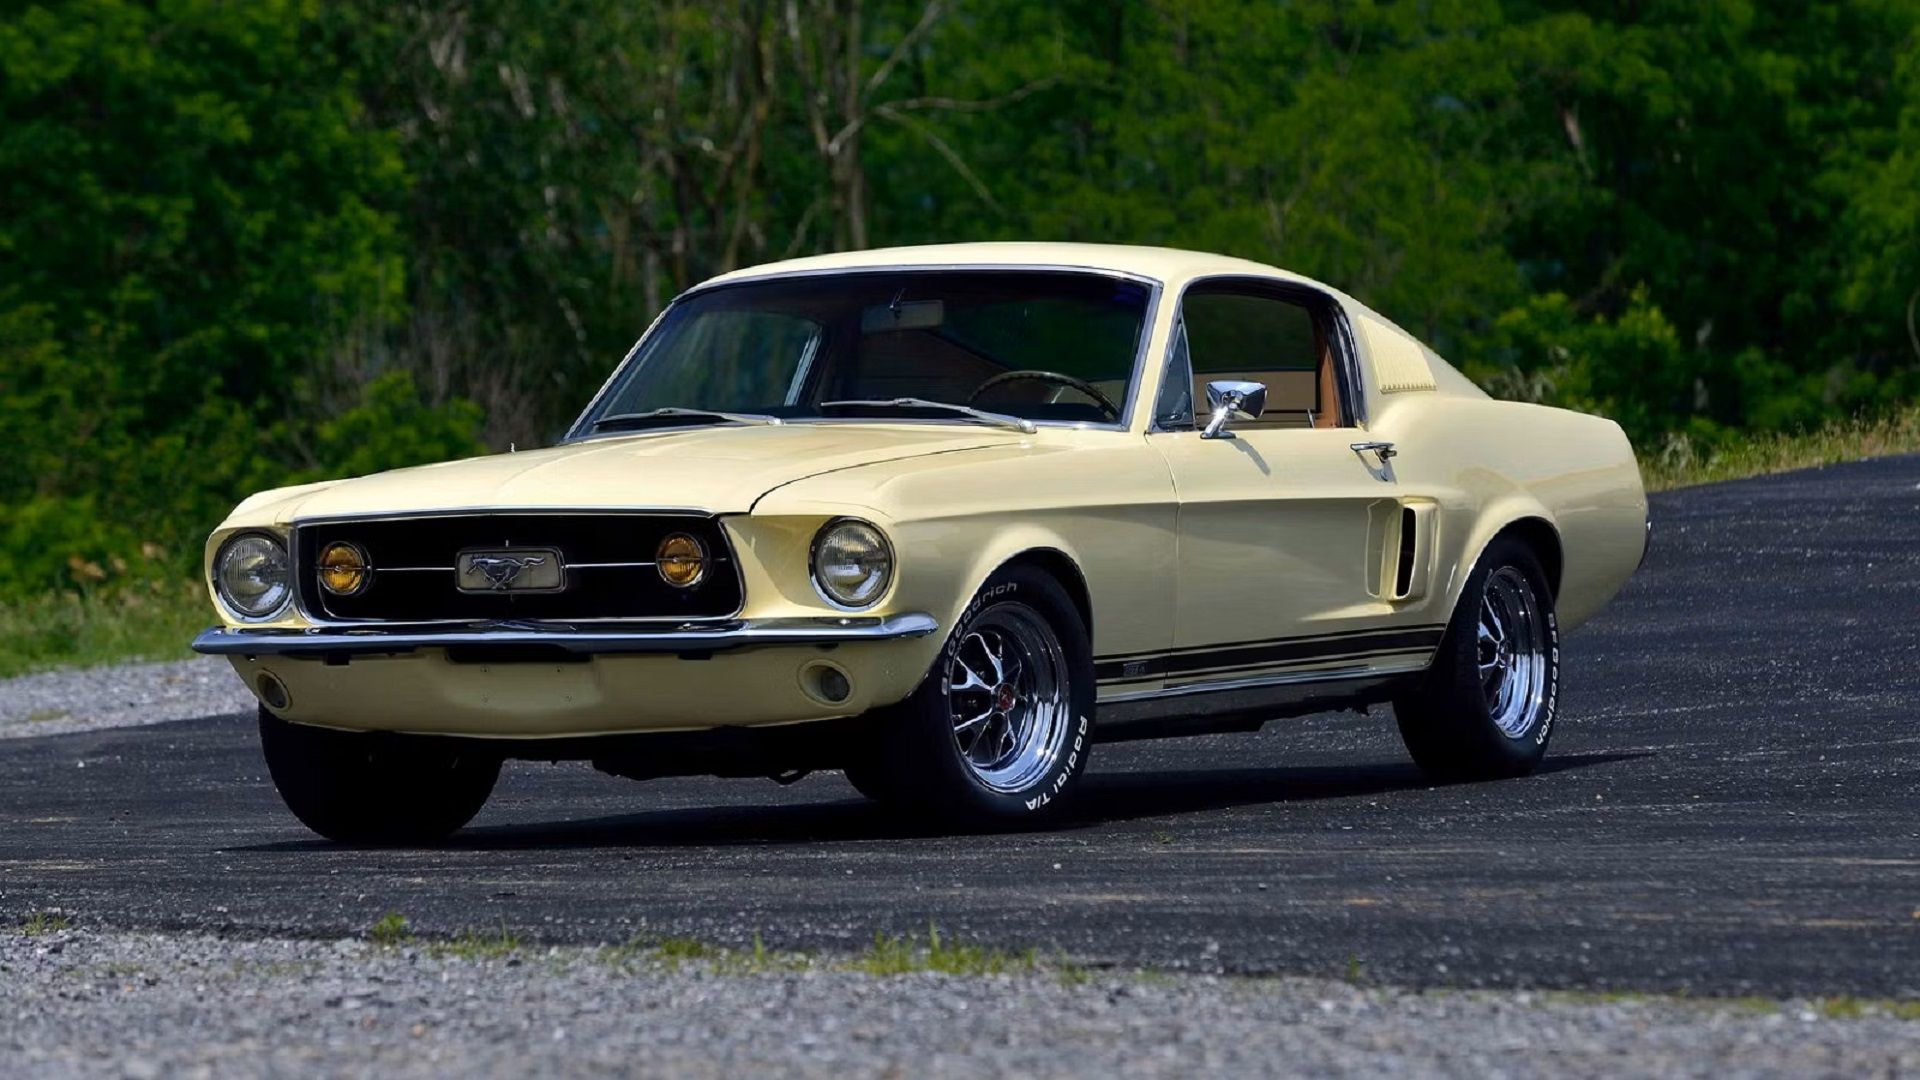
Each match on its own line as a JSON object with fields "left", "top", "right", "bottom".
{"left": 366, "top": 912, "right": 412, "bottom": 947}
{"left": 1812, "top": 996, "right": 1920, "bottom": 1021}
{"left": 364, "top": 913, "right": 525, "bottom": 961}
{"left": 595, "top": 932, "right": 808, "bottom": 974}
{"left": 18, "top": 911, "right": 71, "bottom": 936}
{"left": 429, "top": 924, "right": 522, "bottom": 961}
{"left": 651, "top": 936, "right": 716, "bottom": 969}
{"left": 0, "top": 580, "right": 207, "bottom": 679}
{"left": 848, "top": 926, "right": 1042, "bottom": 977}
{"left": 1642, "top": 405, "right": 1920, "bottom": 491}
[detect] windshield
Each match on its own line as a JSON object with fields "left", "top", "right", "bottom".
{"left": 571, "top": 270, "right": 1153, "bottom": 435}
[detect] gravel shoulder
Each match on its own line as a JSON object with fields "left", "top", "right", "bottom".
{"left": 4, "top": 927, "right": 1915, "bottom": 1080}
{"left": 0, "top": 657, "right": 250, "bottom": 740}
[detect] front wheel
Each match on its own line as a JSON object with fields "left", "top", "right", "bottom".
{"left": 258, "top": 708, "right": 501, "bottom": 844}
{"left": 1394, "top": 536, "right": 1560, "bottom": 780}
{"left": 861, "top": 565, "right": 1095, "bottom": 824}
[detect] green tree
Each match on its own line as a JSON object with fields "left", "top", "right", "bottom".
{"left": 0, "top": 0, "right": 429, "bottom": 593}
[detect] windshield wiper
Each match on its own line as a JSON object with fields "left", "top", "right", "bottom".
{"left": 591, "top": 407, "right": 784, "bottom": 432}
{"left": 816, "top": 398, "right": 1036, "bottom": 434}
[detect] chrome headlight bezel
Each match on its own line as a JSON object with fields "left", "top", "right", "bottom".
{"left": 212, "top": 531, "right": 293, "bottom": 622}
{"left": 809, "top": 518, "right": 895, "bottom": 610}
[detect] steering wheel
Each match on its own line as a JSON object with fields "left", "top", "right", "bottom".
{"left": 968, "top": 370, "right": 1121, "bottom": 420}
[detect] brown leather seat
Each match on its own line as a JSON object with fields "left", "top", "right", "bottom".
{"left": 1186, "top": 315, "right": 1342, "bottom": 429}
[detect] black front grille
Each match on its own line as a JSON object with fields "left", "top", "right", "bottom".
{"left": 294, "top": 513, "right": 741, "bottom": 623}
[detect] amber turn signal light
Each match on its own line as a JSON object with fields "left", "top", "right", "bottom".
{"left": 656, "top": 533, "right": 706, "bottom": 587}
{"left": 317, "top": 541, "right": 371, "bottom": 596}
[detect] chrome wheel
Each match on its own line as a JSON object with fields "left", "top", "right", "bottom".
{"left": 1477, "top": 566, "right": 1548, "bottom": 738}
{"left": 946, "top": 603, "right": 1072, "bottom": 793}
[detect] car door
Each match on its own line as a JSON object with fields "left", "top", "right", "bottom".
{"left": 1146, "top": 279, "right": 1440, "bottom": 691}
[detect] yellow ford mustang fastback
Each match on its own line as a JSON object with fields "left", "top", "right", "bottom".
{"left": 194, "top": 243, "right": 1648, "bottom": 843}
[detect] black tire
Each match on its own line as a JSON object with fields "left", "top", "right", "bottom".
{"left": 1394, "top": 536, "right": 1560, "bottom": 781}
{"left": 258, "top": 707, "right": 501, "bottom": 844}
{"left": 865, "top": 564, "right": 1095, "bottom": 824}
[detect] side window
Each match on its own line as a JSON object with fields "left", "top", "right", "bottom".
{"left": 1153, "top": 321, "right": 1194, "bottom": 429}
{"left": 1173, "top": 286, "right": 1348, "bottom": 429}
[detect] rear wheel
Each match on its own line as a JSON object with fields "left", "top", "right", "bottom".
{"left": 258, "top": 708, "right": 500, "bottom": 844}
{"left": 1394, "top": 536, "right": 1559, "bottom": 780}
{"left": 862, "top": 564, "right": 1094, "bottom": 824}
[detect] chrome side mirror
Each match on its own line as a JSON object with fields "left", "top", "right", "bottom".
{"left": 1199, "top": 380, "right": 1267, "bottom": 439}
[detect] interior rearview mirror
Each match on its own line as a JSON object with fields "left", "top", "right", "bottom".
{"left": 860, "top": 299, "right": 945, "bottom": 333}
{"left": 1199, "top": 380, "right": 1267, "bottom": 439}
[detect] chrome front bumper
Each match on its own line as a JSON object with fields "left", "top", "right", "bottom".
{"left": 192, "top": 613, "right": 939, "bottom": 659}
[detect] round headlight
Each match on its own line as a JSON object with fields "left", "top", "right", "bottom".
{"left": 214, "top": 533, "right": 291, "bottom": 619}
{"left": 656, "top": 532, "right": 707, "bottom": 588}
{"left": 317, "top": 541, "right": 371, "bottom": 596}
{"left": 811, "top": 520, "right": 893, "bottom": 608}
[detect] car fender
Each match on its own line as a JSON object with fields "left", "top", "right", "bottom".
{"left": 1444, "top": 496, "right": 1562, "bottom": 623}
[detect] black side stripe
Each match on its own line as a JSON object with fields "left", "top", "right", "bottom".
{"left": 1160, "top": 646, "right": 1437, "bottom": 687}
{"left": 1094, "top": 626, "right": 1443, "bottom": 684}
{"left": 1096, "top": 623, "right": 1447, "bottom": 666}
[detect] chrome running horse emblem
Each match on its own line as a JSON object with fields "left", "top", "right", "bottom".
{"left": 455, "top": 548, "right": 566, "bottom": 593}
{"left": 470, "top": 554, "right": 545, "bottom": 589}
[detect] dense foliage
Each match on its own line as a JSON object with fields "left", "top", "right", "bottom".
{"left": 4, "top": 0, "right": 1919, "bottom": 598}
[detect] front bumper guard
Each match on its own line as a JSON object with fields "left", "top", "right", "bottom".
{"left": 192, "top": 613, "right": 939, "bottom": 659}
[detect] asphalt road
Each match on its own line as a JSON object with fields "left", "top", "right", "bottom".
{"left": 4, "top": 456, "right": 1918, "bottom": 999}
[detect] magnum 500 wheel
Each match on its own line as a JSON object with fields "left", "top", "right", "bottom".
{"left": 258, "top": 708, "right": 501, "bottom": 844}
{"left": 866, "top": 564, "right": 1095, "bottom": 824}
{"left": 1394, "top": 536, "right": 1559, "bottom": 780}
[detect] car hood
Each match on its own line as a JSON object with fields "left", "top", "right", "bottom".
{"left": 246, "top": 424, "right": 1019, "bottom": 524}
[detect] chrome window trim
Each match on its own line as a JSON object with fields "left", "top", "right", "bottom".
{"left": 563, "top": 265, "right": 1166, "bottom": 440}
{"left": 1145, "top": 273, "right": 1370, "bottom": 434}
{"left": 1149, "top": 317, "right": 1194, "bottom": 431}
{"left": 190, "top": 612, "right": 940, "bottom": 658}
{"left": 683, "top": 261, "right": 1162, "bottom": 295}
{"left": 558, "top": 415, "right": 1132, "bottom": 449}
{"left": 286, "top": 507, "right": 746, "bottom": 627}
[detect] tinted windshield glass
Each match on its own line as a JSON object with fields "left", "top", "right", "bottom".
{"left": 576, "top": 271, "right": 1151, "bottom": 431}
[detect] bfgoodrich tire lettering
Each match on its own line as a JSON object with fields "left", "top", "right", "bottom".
{"left": 1393, "top": 535, "right": 1560, "bottom": 780}
{"left": 258, "top": 708, "right": 501, "bottom": 844}
{"left": 864, "top": 564, "right": 1095, "bottom": 823}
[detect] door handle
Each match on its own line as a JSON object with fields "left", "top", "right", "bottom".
{"left": 1350, "top": 440, "right": 1397, "bottom": 461}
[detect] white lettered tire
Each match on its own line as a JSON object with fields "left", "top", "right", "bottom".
{"left": 1393, "top": 536, "right": 1560, "bottom": 780}
{"left": 861, "top": 564, "right": 1095, "bottom": 824}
